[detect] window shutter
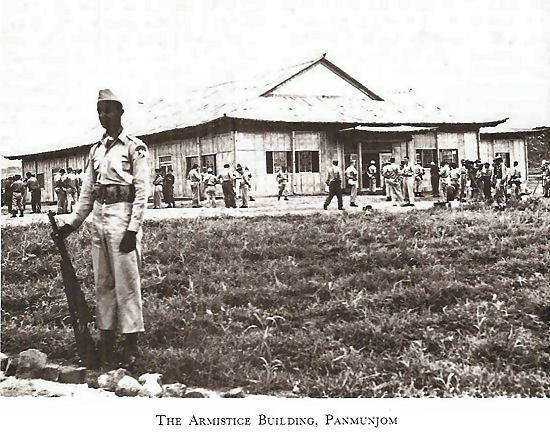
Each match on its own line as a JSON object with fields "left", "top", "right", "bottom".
{"left": 286, "top": 151, "right": 292, "bottom": 171}
{"left": 312, "top": 151, "right": 320, "bottom": 173}
{"left": 266, "top": 151, "right": 273, "bottom": 174}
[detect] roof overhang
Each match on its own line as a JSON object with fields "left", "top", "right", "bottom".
{"left": 340, "top": 125, "right": 438, "bottom": 134}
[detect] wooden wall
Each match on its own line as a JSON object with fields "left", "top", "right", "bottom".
{"left": 480, "top": 137, "right": 528, "bottom": 179}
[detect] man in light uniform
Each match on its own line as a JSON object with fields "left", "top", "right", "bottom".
{"left": 238, "top": 164, "right": 251, "bottom": 208}
{"left": 382, "top": 158, "right": 404, "bottom": 206}
{"left": 63, "top": 167, "right": 79, "bottom": 213}
{"left": 345, "top": 159, "right": 359, "bottom": 207}
{"left": 187, "top": 163, "right": 202, "bottom": 208}
{"left": 439, "top": 161, "right": 451, "bottom": 202}
{"left": 218, "top": 164, "right": 237, "bottom": 208}
{"left": 152, "top": 168, "right": 163, "bottom": 208}
{"left": 10, "top": 175, "right": 25, "bottom": 217}
{"left": 276, "top": 165, "right": 289, "bottom": 201}
{"left": 56, "top": 89, "right": 150, "bottom": 368}
{"left": 508, "top": 160, "right": 522, "bottom": 202}
{"left": 54, "top": 169, "right": 68, "bottom": 214}
{"left": 492, "top": 156, "right": 508, "bottom": 209}
{"left": 367, "top": 160, "right": 377, "bottom": 194}
{"left": 401, "top": 157, "right": 415, "bottom": 206}
{"left": 381, "top": 159, "right": 392, "bottom": 201}
{"left": 203, "top": 167, "right": 218, "bottom": 208}
{"left": 76, "top": 169, "right": 83, "bottom": 200}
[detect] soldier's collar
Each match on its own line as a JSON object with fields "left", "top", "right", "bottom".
{"left": 101, "top": 127, "right": 126, "bottom": 146}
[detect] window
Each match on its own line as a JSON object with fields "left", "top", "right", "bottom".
{"left": 495, "top": 152, "right": 511, "bottom": 168}
{"left": 159, "top": 155, "right": 172, "bottom": 174}
{"left": 416, "top": 149, "right": 437, "bottom": 167}
{"left": 185, "top": 156, "right": 199, "bottom": 175}
{"left": 201, "top": 154, "right": 216, "bottom": 175}
{"left": 295, "top": 151, "right": 320, "bottom": 173}
{"left": 36, "top": 173, "right": 44, "bottom": 188}
{"left": 266, "top": 151, "right": 292, "bottom": 174}
{"left": 438, "top": 149, "right": 458, "bottom": 165}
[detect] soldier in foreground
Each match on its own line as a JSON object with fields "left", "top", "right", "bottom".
{"left": 56, "top": 89, "right": 150, "bottom": 368}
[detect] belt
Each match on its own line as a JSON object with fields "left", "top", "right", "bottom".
{"left": 93, "top": 184, "right": 135, "bottom": 204}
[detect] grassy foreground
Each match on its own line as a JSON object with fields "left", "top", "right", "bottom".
{"left": 2, "top": 207, "right": 550, "bottom": 397}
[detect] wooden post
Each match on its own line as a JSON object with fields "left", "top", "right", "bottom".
{"left": 434, "top": 130, "right": 439, "bottom": 164}
{"left": 476, "top": 127, "right": 481, "bottom": 160}
{"left": 357, "top": 141, "right": 362, "bottom": 190}
{"left": 291, "top": 130, "right": 296, "bottom": 194}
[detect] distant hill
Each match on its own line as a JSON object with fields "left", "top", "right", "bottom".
{"left": 526, "top": 128, "right": 550, "bottom": 172}
{"left": 1, "top": 166, "right": 22, "bottom": 178}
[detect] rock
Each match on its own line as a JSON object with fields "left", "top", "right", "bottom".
{"left": 58, "top": 366, "right": 87, "bottom": 384}
{"left": 223, "top": 387, "right": 245, "bottom": 398}
{"left": 115, "top": 375, "right": 142, "bottom": 397}
{"left": 183, "top": 388, "right": 209, "bottom": 398}
{"left": 138, "top": 373, "right": 163, "bottom": 397}
{"left": 162, "top": 383, "right": 187, "bottom": 398}
{"left": 0, "top": 353, "right": 8, "bottom": 371}
{"left": 38, "top": 364, "right": 60, "bottom": 382}
{"left": 0, "top": 372, "right": 6, "bottom": 383}
{"left": 5, "top": 358, "right": 17, "bottom": 377}
{"left": 98, "top": 368, "right": 127, "bottom": 392}
{"left": 16, "top": 349, "right": 48, "bottom": 379}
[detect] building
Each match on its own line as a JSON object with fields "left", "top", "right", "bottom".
{"left": 7, "top": 55, "right": 516, "bottom": 201}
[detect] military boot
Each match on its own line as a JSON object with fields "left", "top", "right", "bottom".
{"left": 19, "top": 210, "right": 24, "bottom": 217}
{"left": 120, "top": 333, "right": 138, "bottom": 369}
{"left": 98, "top": 330, "right": 117, "bottom": 370}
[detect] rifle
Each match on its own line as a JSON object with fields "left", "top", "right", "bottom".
{"left": 48, "top": 211, "right": 98, "bottom": 368}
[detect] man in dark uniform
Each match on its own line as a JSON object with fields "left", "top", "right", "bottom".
{"left": 323, "top": 159, "right": 344, "bottom": 210}
{"left": 163, "top": 167, "right": 175, "bottom": 208}
{"left": 25, "top": 172, "right": 41, "bottom": 213}
{"left": 10, "top": 175, "right": 25, "bottom": 217}
{"left": 57, "top": 89, "right": 150, "bottom": 368}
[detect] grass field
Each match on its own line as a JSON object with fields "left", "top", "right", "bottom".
{"left": 2, "top": 205, "right": 550, "bottom": 397}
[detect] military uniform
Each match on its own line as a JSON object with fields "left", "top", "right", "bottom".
{"left": 323, "top": 163, "right": 344, "bottom": 210}
{"left": 439, "top": 164, "right": 451, "bottom": 201}
{"left": 187, "top": 167, "right": 202, "bottom": 207}
{"left": 276, "top": 169, "right": 289, "bottom": 200}
{"left": 367, "top": 162, "right": 377, "bottom": 193}
{"left": 203, "top": 169, "right": 218, "bottom": 207}
{"left": 414, "top": 162, "right": 424, "bottom": 196}
{"left": 10, "top": 178, "right": 25, "bottom": 217}
{"left": 382, "top": 162, "right": 404, "bottom": 205}
{"left": 345, "top": 162, "right": 359, "bottom": 206}
{"left": 63, "top": 170, "right": 79, "bottom": 213}
{"left": 152, "top": 172, "right": 164, "bottom": 208}
{"left": 54, "top": 171, "right": 68, "bottom": 214}
{"left": 218, "top": 167, "right": 236, "bottom": 208}
{"left": 65, "top": 128, "right": 150, "bottom": 335}
{"left": 26, "top": 175, "right": 41, "bottom": 213}
{"left": 402, "top": 162, "right": 415, "bottom": 205}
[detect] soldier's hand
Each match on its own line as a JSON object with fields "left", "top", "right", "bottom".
{"left": 52, "top": 224, "right": 74, "bottom": 241}
{"left": 119, "top": 230, "right": 137, "bottom": 253}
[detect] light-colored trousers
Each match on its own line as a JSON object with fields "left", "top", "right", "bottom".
{"left": 91, "top": 201, "right": 144, "bottom": 333}
{"left": 55, "top": 188, "right": 67, "bottom": 213}
{"left": 66, "top": 188, "right": 76, "bottom": 213}
{"left": 387, "top": 180, "right": 404, "bottom": 203}
{"left": 191, "top": 182, "right": 200, "bottom": 206}
{"left": 349, "top": 183, "right": 358, "bottom": 204}
{"left": 403, "top": 176, "right": 415, "bottom": 204}
{"left": 153, "top": 185, "right": 163, "bottom": 208}
{"left": 206, "top": 187, "right": 216, "bottom": 207}
{"left": 240, "top": 184, "right": 249, "bottom": 207}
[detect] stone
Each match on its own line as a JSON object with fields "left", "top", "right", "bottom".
{"left": 138, "top": 373, "right": 163, "bottom": 398}
{"left": 16, "top": 349, "right": 48, "bottom": 379}
{"left": 0, "top": 353, "right": 8, "bottom": 371}
{"left": 115, "top": 375, "right": 142, "bottom": 397}
{"left": 38, "top": 364, "right": 60, "bottom": 382}
{"left": 5, "top": 358, "right": 17, "bottom": 377}
{"left": 98, "top": 368, "right": 128, "bottom": 392}
{"left": 162, "top": 383, "right": 187, "bottom": 398}
{"left": 58, "top": 366, "right": 87, "bottom": 384}
{"left": 183, "top": 388, "right": 208, "bottom": 398}
{"left": 222, "top": 387, "right": 245, "bottom": 398}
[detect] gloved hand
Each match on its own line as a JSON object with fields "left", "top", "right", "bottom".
{"left": 52, "top": 224, "right": 74, "bottom": 241}
{"left": 119, "top": 230, "right": 137, "bottom": 253}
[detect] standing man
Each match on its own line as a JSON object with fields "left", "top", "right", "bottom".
{"left": 218, "top": 164, "right": 237, "bottom": 208}
{"left": 479, "top": 162, "right": 492, "bottom": 202}
{"left": 542, "top": 160, "right": 550, "bottom": 197}
{"left": 367, "top": 160, "right": 377, "bottom": 194}
{"left": 382, "top": 158, "right": 404, "bottom": 206}
{"left": 439, "top": 161, "right": 451, "bottom": 202}
{"left": 458, "top": 160, "right": 468, "bottom": 202}
{"left": 345, "top": 159, "right": 359, "bottom": 207}
{"left": 233, "top": 164, "right": 242, "bottom": 201}
{"left": 492, "top": 156, "right": 508, "bottom": 209}
{"left": 381, "top": 159, "right": 392, "bottom": 201}
{"left": 25, "top": 172, "right": 41, "bottom": 213}
{"left": 203, "top": 167, "right": 218, "bottom": 208}
{"left": 64, "top": 167, "right": 79, "bottom": 213}
{"left": 76, "top": 169, "right": 83, "bottom": 200}
{"left": 323, "top": 159, "right": 344, "bottom": 210}
{"left": 4, "top": 176, "right": 13, "bottom": 215}
{"left": 245, "top": 166, "right": 255, "bottom": 201}
{"left": 163, "top": 167, "right": 175, "bottom": 208}
{"left": 276, "top": 165, "right": 289, "bottom": 201}
{"left": 152, "top": 169, "right": 163, "bottom": 208}
{"left": 54, "top": 169, "right": 68, "bottom": 214}
{"left": 187, "top": 163, "right": 202, "bottom": 208}
{"left": 508, "top": 160, "right": 522, "bottom": 202}
{"left": 10, "top": 175, "right": 25, "bottom": 217}
{"left": 401, "top": 157, "right": 415, "bottom": 206}
{"left": 239, "top": 165, "right": 251, "bottom": 208}
{"left": 414, "top": 159, "right": 425, "bottom": 197}
{"left": 56, "top": 89, "right": 150, "bottom": 368}
{"left": 429, "top": 161, "right": 439, "bottom": 197}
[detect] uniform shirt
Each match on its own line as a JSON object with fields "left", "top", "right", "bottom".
{"left": 326, "top": 165, "right": 342, "bottom": 183}
{"left": 54, "top": 173, "right": 65, "bottom": 189}
{"left": 218, "top": 169, "right": 234, "bottom": 182}
{"left": 153, "top": 173, "right": 163, "bottom": 186}
{"left": 10, "top": 180, "right": 25, "bottom": 193}
{"left": 449, "top": 168, "right": 461, "bottom": 183}
{"left": 66, "top": 129, "right": 150, "bottom": 232}
{"left": 203, "top": 172, "right": 218, "bottom": 186}
{"left": 439, "top": 165, "right": 451, "bottom": 184}
{"left": 26, "top": 176, "right": 40, "bottom": 191}
{"left": 510, "top": 166, "right": 522, "bottom": 179}
{"left": 63, "top": 172, "right": 79, "bottom": 190}
{"left": 367, "top": 164, "right": 377, "bottom": 177}
{"left": 276, "top": 170, "right": 289, "bottom": 184}
{"left": 187, "top": 168, "right": 201, "bottom": 183}
{"left": 401, "top": 163, "right": 415, "bottom": 177}
{"left": 414, "top": 164, "right": 424, "bottom": 179}
{"left": 345, "top": 164, "right": 358, "bottom": 186}
{"left": 493, "top": 163, "right": 508, "bottom": 181}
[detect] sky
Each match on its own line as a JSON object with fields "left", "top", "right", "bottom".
{"left": 1, "top": 0, "right": 549, "bottom": 164}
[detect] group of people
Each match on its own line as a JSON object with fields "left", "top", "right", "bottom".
{"left": 1, "top": 172, "right": 43, "bottom": 217}
{"left": 152, "top": 167, "right": 176, "bottom": 208}
{"left": 53, "top": 168, "right": 83, "bottom": 214}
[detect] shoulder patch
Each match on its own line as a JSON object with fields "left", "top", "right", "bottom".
{"left": 135, "top": 144, "right": 148, "bottom": 159}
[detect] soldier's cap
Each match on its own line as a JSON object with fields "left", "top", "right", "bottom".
{"left": 97, "top": 89, "right": 123, "bottom": 106}
{"left": 370, "top": 160, "right": 375, "bottom": 164}
{"left": 494, "top": 156, "right": 503, "bottom": 161}
{"left": 207, "top": 167, "right": 213, "bottom": 173}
